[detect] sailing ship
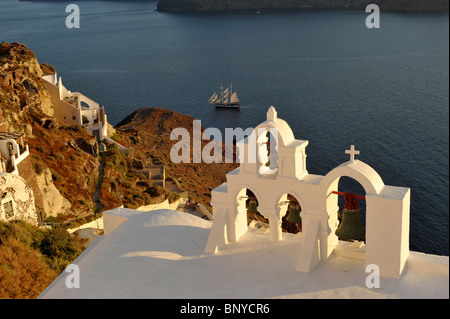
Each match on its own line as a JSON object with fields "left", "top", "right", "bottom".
{"left": 209, "top": 83, "right": 240, "bottom": 108}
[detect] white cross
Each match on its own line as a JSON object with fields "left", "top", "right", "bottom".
{"left": 345, "top": 145, "right": 360, "bottom": 163}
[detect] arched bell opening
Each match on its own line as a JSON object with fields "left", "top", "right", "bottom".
{"left": 332, "top": 176, "right": 367, "bottom": 244}
{"left": 232, "top": 186, "right": 268, "bottom": 242}
{"left": 243, "top": 188, "right": 269, "bottom": 227}
{"left": 256, "top": 128, "right": 279, "bottom": 175}
{"left": 278, "top": 193, "right": 302, "bottom": 235}
{"left": 265, "top": 130, "right": 279, "bottom": 170}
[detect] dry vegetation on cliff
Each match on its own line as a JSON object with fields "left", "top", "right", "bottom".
{"left": 0, "top": 42, "right": 100, "bottom": 298}
{"left": 28, "top": 123, "right": 100, "bottom": 219}
{"left": 99, "top": 141, "right": 180, "bottom": 212}
{"left": 1, "top": 42, "right": 102, "bottom": 222}
{"left": 115, "top": 107, "right": 239, "bottom": 210}
{"left": 0, "top": 220, "right": 86, "bottom": 299}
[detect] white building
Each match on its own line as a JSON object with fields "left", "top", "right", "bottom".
{"left": 206, "top": 106, "right": 410, "bottom": 279}
{"left": 0, "top": 111, "right": 37, "bottom": 224}
{"left": 0, "top": 132, "right": 30, "bottom": 175}
{"left": 0, "top": 172, "right": 37, "bottom": 225}
{"left": 43, "top": 73, "right": 112, "bottom": 141}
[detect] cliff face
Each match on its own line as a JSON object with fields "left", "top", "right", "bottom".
{"left": 0, "top": 42, "right": 54, "bottom": 131}
{"left": 1, "top": 42, "right": 236, "bottom": 221}
{"left": 157, "top": 0, "right": 449, "bottom": 12}
{"left": 115, "top": 107, "right": 239, "bottom": 209}
{"left": 0, "top": 42, "right": 100, "bottom": 221}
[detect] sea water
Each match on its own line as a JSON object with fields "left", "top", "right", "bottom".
{"left": 0, "top": 0, "right": 448, "bottom": 255}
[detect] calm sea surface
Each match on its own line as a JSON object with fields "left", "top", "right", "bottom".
{"left": 0, "top": 0, "right": 448, "bottom": 255}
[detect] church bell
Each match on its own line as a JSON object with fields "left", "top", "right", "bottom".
{"left": 335, "top": 209, "right": 365, "bottom": 241}
{"left": 247, "top": 200, "right": 258, "bottom": 215}
{"left": 286, "top": 206, "right": 302, "bottom": 223}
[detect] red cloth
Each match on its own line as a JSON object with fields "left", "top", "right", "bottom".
{"left": 344, "top": 193, "right": 359, "bottom": 210}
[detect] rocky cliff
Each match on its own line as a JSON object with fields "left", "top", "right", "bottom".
{"left": 1, "top": 42, "right": 237, "bottom": 223}
{"left": 1, "top": 42, "right": 100, "bottom": 221}
{"left": 0, "top": 43, "right": 54, "bottom": 130}
{"left": 157, "top": 0, "right": 449, "bottom": 12}
{"left": 115, "top": 107, "right": 238, "bottom": 210}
